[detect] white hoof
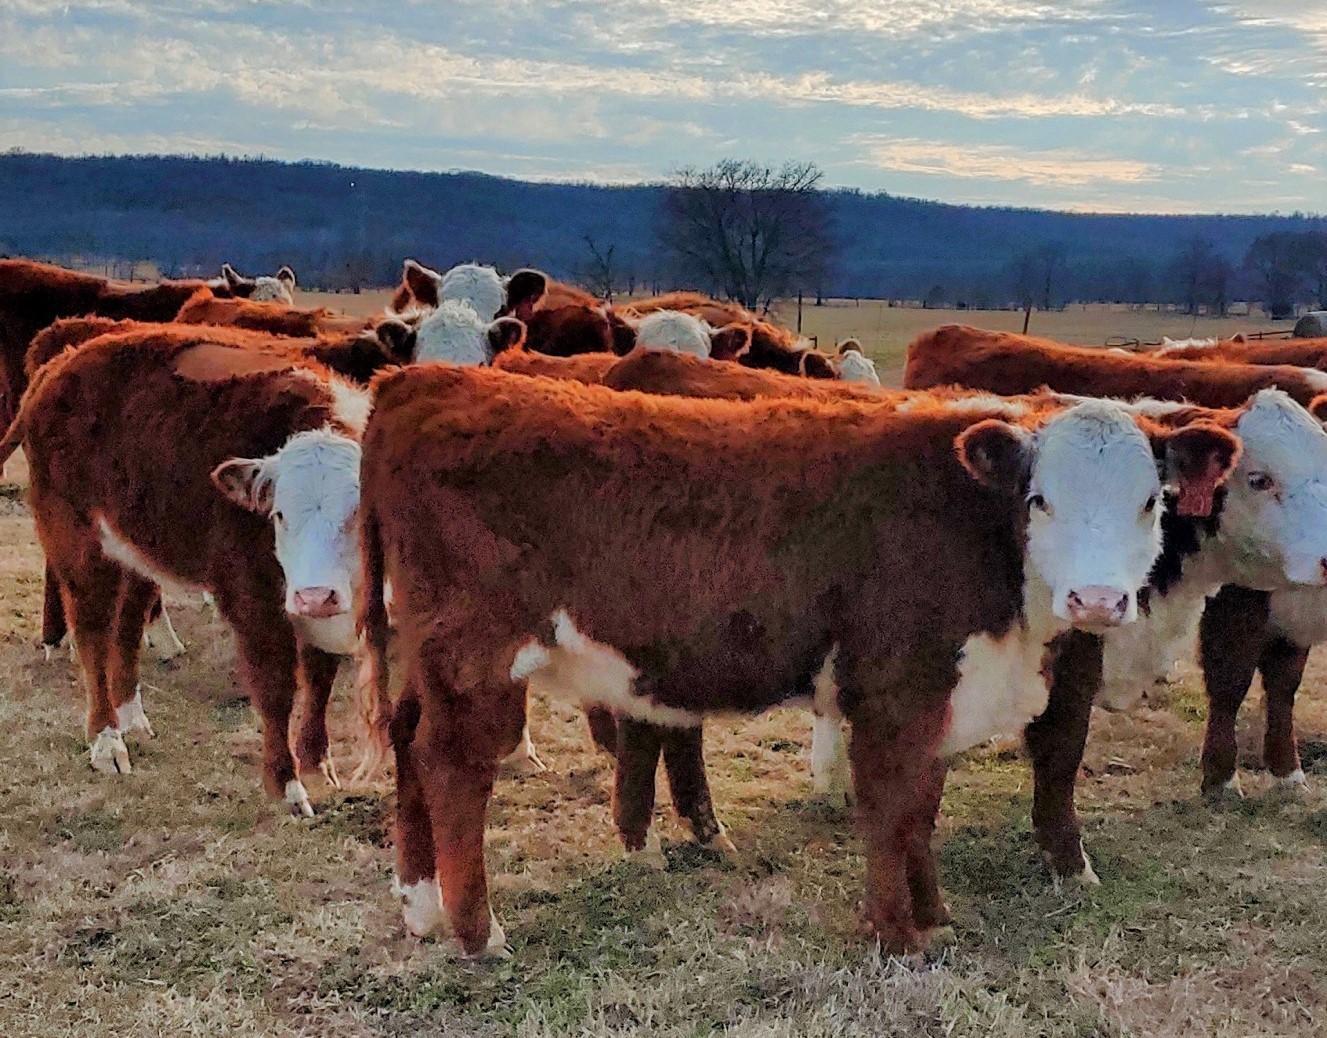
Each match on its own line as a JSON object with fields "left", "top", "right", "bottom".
{"left": 624, "top": 830, "right": 667, "bottom": 871}
{"left": 144, "top": 608, "right": 187, "bottom": 661}
{"left": 319, "top": 757, "right": 342, "bottom": 790}
{"left": 1275, "top": 769, "right": 1310, "bottom": 794}
{"left": 474, "top": 911, "right": 511, "bottom": 960}
{"left": 501, "top": 726, "right": 548, "bottom": 775}
{"left": 90, "top": 727, "right": 131, "bottom": 775}
{"left": 114, "top": 688, "right": 156, "bottom": 739}
{"left": 285, "top": 778, "right": 314, "bottom": 818}
{"left": 394, "top": 875, "right": 444, "bottom": 938}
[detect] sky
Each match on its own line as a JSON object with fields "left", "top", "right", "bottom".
{"left": 1, "top": 0, "right": 1325, "bottom": 214}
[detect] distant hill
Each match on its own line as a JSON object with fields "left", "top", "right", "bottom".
{"left": 1, "top": 150, "right": 1323, "bottom": 305}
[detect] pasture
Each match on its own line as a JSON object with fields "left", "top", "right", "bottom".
{"left": 1, "top": 295, "right": 1324, "bottom": 1038}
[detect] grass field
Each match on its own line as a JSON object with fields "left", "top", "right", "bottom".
{"left": 1, "top": 296, "right": 1323, "bottom": 1037}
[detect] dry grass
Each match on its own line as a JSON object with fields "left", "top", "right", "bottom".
{"left": 2, "top": 294, "right": 1324, "bottom": 1034}
{"left": 299, "top": 289, "right": 1290, "bottom": 389}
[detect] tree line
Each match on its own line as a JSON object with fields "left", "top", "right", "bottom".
{"left": 1, "top": 150, "right": 1323, "bottom": 313}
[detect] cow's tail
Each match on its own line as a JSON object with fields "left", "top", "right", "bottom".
{"left": 351, "top": 501, "right": 394, "bottom": 784}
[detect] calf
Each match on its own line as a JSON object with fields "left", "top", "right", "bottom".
{"left": 2, "top": 328, "right": 368, "bottom": 813}
{"left": 906, "top": 324, "right": 1327, "bottom": 811}
{"left": 360, "top": 363, "right": 1235, "bottom": 956}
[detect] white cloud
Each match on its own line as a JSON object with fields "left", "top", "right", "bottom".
{"left": 851, "top": 135, "right": 1158, "bottom": 187}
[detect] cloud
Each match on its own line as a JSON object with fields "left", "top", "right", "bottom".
{"left": 851, "top": 136, "right": 1158, "bottom": 187}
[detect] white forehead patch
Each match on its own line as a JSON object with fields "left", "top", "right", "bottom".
{"left": 414, "top": 300, "right": 492, "bottom": 366}
{"left": 250, "top": 277, "right": 295, "bottom": 305}
{"left": 270, "top": 428, "right": 362, "bottom": 502}
{"left": 441, "top": 263, "right": 505, "bottom": 320}
{"left": 634, "top": 311, "right": 713, "bottom": 359}
{"left": 836, "top": 350, "right": 881, "bottom": 386}
{"left": 1234, "top": 389, "right": 1327, "bottom": 481}
{"left": 1034, "top": 401, "right": 1156, "bottom": 486}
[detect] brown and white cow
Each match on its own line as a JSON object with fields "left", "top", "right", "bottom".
{"left": 1151, "top": 335, "right": 1327, "bottom": 369}
{"left": 905, "top": 324, "right": 1327, "bottom": 408}
{"left": 1, "top": 328, "right": 369, "bottom": 813}
{"left": 176, "top": 288, "right": 369, "bottom": 338}
{"left": 906, "top": 323, "right": 1327, "bottom": 814}
{"left": 359, "top": 362, "right": 1236, "bottom": 956}
{"left": 219, "top": 263, "right": 297, "bottom": 305}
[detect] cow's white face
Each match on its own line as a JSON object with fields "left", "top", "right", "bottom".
{"left": 249, "top": 276, "right": 295, "bottom": 305}
{"left": 1219, "top": 390, "right": 1327, "bottom": 587}
{"left": 212, "top": 429, "right": 362, "bottom": 619}
{"left": 959, "top": 401, "right": 1238, "bottom": 630}
{"left": 634, "top": 311, "right": 713, "bottom": 359}
{"left": 413, "top": 300, "right": 525, "bottom": 365}
{"left": 1024, "top": 403, "right": 1165, "bottom": 627}
{"left": 441, "top": 263, "right": 505, "bottom": 320}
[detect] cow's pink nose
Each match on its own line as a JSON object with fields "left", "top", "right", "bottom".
{"left": 1065, "top": 586, "right": 1130, "bottom": 628}
{"left": 292, "top": 587, "right": 342, "bottom": 618}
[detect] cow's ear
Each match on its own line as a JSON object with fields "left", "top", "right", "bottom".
{"left": 1309, "top": 394, "right": 1327, "bottom": 423}
{"left": 709, "top": 323, "right": 752, "bottom": 361}
{"left": 211, "top": 458, "right": 274, "bottom": 514}
{"left": 276, "top": 265, "right": 297, "bottom": 287}
{"left": 374, "top": 317, "right": 416, "bottom": 362}
{"left": 955, "top": 420, "right": 1032, "bottom": 493}
{"left": 504, "top": 269, "right": 547, "bottom": 321}
{"left": 221, "top": 264, "right": 253, "bottom": 292}
{"left": 488, "top": 317, "right": 527, "bottom": 356}
{"left": 800, "top": 351, "right": 835, "bottom": 379}
{"left": 403, "top": 259, "right": 441, "bottom": 309}
{"left": 1155, "top": 423, "right": 1241, "bottom": 517}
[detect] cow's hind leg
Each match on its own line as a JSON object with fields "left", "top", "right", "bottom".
{"left": 905, "top": 756, "right": 950, "bottom": 935}
{"left": 1259, "top": 636, "right": 1310, "bottom": 792}
{"left": 414, "top": 665, "right": 524, "bottom": 958}
{"left": 61, "top": 560, "right": 130, "bottom": 775}
{"left": 108, "top": 574, "right": 160, "bottom": 742}
{"left": 1199, "top": 586, "right": 1269, "bottom": 798}
{"left": 40, "top": 563, "right": 68, "bottom": 658}
{"left": 391, "top": 684, "right": 443, "bottom": 937}
{"left": 613, "top": 717, "right": 666, "bottom": 865}
{"left": 661, "top": 724, "right": 734, "bottom": 852}
{"left": 295, "top": 644, "right": 342, "bottom": 788}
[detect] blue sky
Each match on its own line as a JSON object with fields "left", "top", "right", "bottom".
{"left": 1, "top": 0, "right": 1324, "bottom": 214}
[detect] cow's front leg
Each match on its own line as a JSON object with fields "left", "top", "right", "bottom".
{"left": 1026, "top": 630, "right": 1100, "bottom": 883}
{"left": 613, "top": 717, "right": 666, "bottom": 866}
{"left": 295, "top": 644, "right": 342, "bottom": 788}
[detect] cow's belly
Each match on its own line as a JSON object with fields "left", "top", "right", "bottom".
{"left": 1269, "top": 586, "right": 1327, "bottom": 647}
{"left": 512, "top": 609, "right": 702, "bottom": 728}
{"left": 295, "top": 614, "right": 358, "bottom": 656}
{"left": 96, "top": 516, "right": 205, "bottom": 595}
{"left": 940, "top": 626, "right": 1054, "bottom": 755}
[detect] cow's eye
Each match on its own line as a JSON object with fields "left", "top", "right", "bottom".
{"left": 1143, "top": 495, "right": 1157, "bottom": 515}
{"left": 1248, "top": 472, "right": 1274, "bottom": 492}
{"left": 1027, "top": 493, "right": 1050, "bottom": 515}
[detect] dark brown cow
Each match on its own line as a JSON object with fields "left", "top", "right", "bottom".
{"left": 359, "top": 363, "right": 1236, "bottom": 956}
{"left": 2, "top": 328, "right": 371, "bottom": 811}
{"left": 904, "top": 323, "right": 1327, "bottom": 825}
{"left": 905, "top": 324, "right": 1327, "bottom": 407}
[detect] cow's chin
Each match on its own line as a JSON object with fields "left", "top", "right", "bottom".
{"left": 290, "top": 602, "right": 346, "bottom": 620}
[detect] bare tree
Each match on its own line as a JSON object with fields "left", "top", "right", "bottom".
{"left": 1293, "top": 231, "right": 1327, "bottom": 308}
{"left": 579, "top": 234, "right": 617, "bottom": 301}
{"left": 659, "top": 159, "right": 833, "bottom": 310}
{"left": 1037, "top": 242, "right": 1066, "bottom": 311}
{"left": 1245, "top": 232, "right": 1302, "bottom": 319}
{"left": 1169, "top": 237, "right": 1217, "bottom": 315}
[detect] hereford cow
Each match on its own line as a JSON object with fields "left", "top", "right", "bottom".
{"left": 1152, "top": 336, "right": 1327, "bottom": 369}
{"left": 906, "top": 323, "right": 1327, "bottom": 808}
{"left": 835, "top": 340, "right": 883, "bottom": 386}
{"left": 390, "top": 260, "right": 552, "bottom": 321}
{"left": 360, "top": 363, "right": 1236, "bottom": 956}
{"left": 220, "top": 263, "right": 297, "bottom": 305}
{"left": 1, "top": 328, "right": 370, "bottom": 813}
{"left": 905, "top": 324, "right": 1327, "bottom": 408}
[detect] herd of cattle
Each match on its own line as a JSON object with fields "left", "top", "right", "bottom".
{"left": 2, "top": 256, "right": 1327, "bottom": 960}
